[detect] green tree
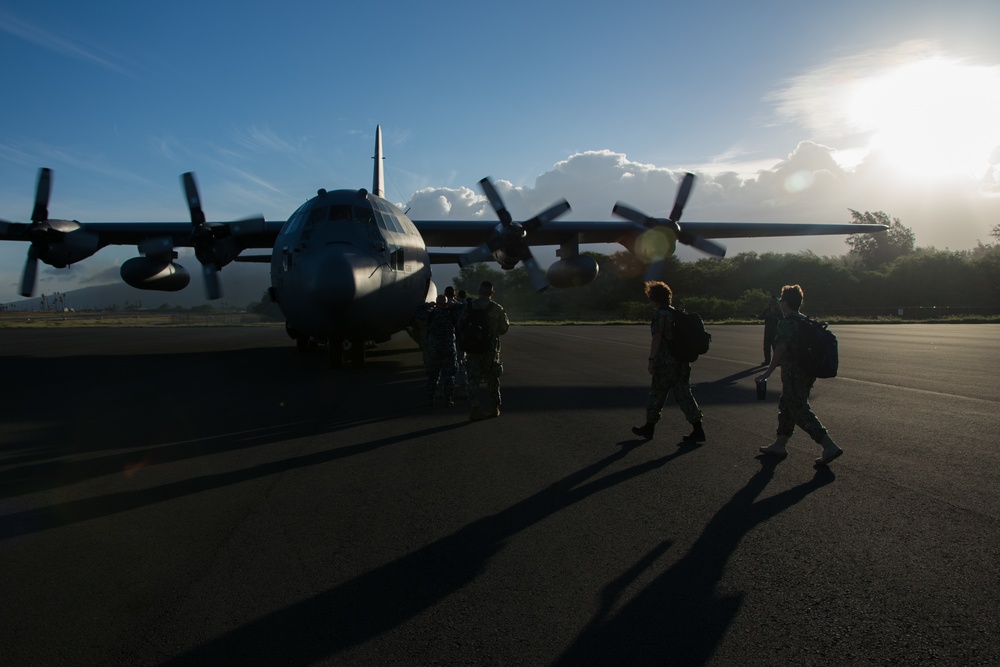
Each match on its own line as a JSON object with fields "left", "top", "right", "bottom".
{"left": 882, "top": 249, "right": 973, "bottom": 306}
{"left": 845, "top": 210, "right": 915, "bottom": 269}
{"left": 249, "top": 290, "right": 284, "bottom": 321}
{"left": 452, "top": 264, "right": 507, "bottom": 295}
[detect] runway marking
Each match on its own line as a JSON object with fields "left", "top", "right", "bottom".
{"left": 703, "top": 355, "right": 999, "bottom": 405}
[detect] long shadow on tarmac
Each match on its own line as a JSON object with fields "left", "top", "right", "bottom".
{"left": 0, "top": 419, "right": 470, "bottom": 540}
{"left": 0, "top": 344, "right": 425, "bottom": 499}
{"left": 159, "top": 441, "right": 703, "bottom": 665}
{"left": 553, "top": 459, "right": 835, "bottom": 665}
{"left": 0, "top": 362, "right": 759, "bottom": 503}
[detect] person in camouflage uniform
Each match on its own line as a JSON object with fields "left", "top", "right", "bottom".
{"left": 756, "top": 295, "right": 781, "bottom": 366}
{"left": 631, "top": 281, "right": 706, "bottom": 443}
{"left": 462, "top": 281, "right": 509, "bottom": 421}
{"left": 409, "top": 299, "right": 434, "bottom": 366}
{"left": 423, "top": 294, "right": 459, "bottom": 407}
{"left": 449, "top": 287, "right": 469, "bottom": 399}
{"left": 755, "top": 284, "right": 843, "bottom": 465}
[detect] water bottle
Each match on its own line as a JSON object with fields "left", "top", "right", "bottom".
{"left": 756, "top": 377, "right": 767, "bottom": 400}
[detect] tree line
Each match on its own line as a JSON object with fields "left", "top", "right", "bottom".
{"left": 451, "top": 213, "right": 1000, "bottom": 321}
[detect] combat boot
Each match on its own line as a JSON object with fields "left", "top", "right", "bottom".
{"left": 759, "top": 435, "right": 790, "bottom": 457}
{"left": 815, "top": 434, "right": 843, "bottom": 465}
{"left": 683, "top": 421, "right": 706, "bottom": 443}
{"left": 631, "top": 422, "right": 655, "bottom": 440}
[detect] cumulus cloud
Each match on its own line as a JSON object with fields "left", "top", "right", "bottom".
{"left": 406, "top": 139, "right": 1000, "bottom": 255}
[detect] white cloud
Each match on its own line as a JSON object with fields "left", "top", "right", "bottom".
{"left": 407, "top": 139, "right": 1000, "bottom": 255}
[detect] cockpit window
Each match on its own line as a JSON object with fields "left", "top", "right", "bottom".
{"left": 328, "top": 205, "right": 352, "bottom": 222}
{"left": 355, "top": 205, "right": 374, "bottom": 225}
{"left": 303, "top": 204, "right": 359, "bottom": 227}
{"left": 307, "top": 206, "right": 328, "bottom": 226}
{"left": 371, "top": 198, "right": 406, "bottom": 234}
{"left": 280, "top": 204, "right": 309, "bottom": 237}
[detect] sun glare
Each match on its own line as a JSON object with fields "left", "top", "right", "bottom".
{"left": 848, "top": 58, "right": 1000, "bottom": 180}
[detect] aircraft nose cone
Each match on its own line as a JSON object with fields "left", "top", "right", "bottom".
{"left": 312, "top": 248, "right": 381, "bottom": 310}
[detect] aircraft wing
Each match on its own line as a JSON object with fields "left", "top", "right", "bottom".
{"left": 675, "top": 221, "right": 887, "bottom": 239}
{"left": 413, "top": 219, "right": 633, "bottom": 247}
{"left": 0, "top": 219, "right": 285, "bottom": 248}
{"left": 0, "top": 217, "right": 286, "bottom": 298}
{"left": 413, "top": 219, "right": 888, "bottom": 247}
{"left": 3, "top": 220, "right": 285, "bottom": 246}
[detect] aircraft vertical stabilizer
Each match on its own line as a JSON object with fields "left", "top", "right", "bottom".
{"left": 373, "top": 125, "right": 384, "bottom": 198}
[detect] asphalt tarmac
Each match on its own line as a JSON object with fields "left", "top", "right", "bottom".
{"left": 1, "top": 324, "right": 998, "bottom": 666}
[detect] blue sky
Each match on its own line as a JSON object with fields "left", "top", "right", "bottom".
{"left": 2, "top": 0, "right": 1000, "bottom": 304}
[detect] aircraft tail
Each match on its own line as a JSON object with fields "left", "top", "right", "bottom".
{"left": 372, "top": 125, "right": 384, "bottom": 198}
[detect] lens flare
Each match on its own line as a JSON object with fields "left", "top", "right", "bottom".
{"left": 635, "top": 228, "right": 677, "bottom": 263}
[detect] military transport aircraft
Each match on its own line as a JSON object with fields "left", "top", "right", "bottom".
{"left": 0, "top": 126, "right": 887, "bottom": 367}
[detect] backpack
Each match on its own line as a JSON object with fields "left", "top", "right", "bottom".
{"left": 666, "top": 307, "right": 711, "bottom": 363}
{"left": 795, "top": 316, "right": 839, "bottom": 378}
{"left": 457, "top": 304, "right": 491, "bottom": 353}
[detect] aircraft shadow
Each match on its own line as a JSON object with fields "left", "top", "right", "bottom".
{"left": 158, "top": 442, "right": 703, "bottom": 665}
{"left": 0, "top": 345, "right": 446, "bottom": 512}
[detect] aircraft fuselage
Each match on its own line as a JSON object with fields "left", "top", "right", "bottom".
{"left": 271, "top": 187, "right": 432, "bottom": 345}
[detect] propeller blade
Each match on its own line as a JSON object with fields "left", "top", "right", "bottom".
{"left": 182, "top": 172, "right": 206, "bottom": 227}
{"left": 459, "top": 244, "right": 495, "bottom": 267}
{"left": 229, "top": 215, "right": 267, "bottom": 236}
{"left": 689, "top": 235, "right": 726, "bottom": 258}
{"left": 612, "top": 202, "right": 652, "bottom": 226}
{"left": 32, "top": 168, "right": 52, "bottom": 223}
{"left": 522, "top": 199, "right": 570, "bottom": 233}
{"left": 520, "top": 248, "right": 550, "bottom": 292}
{"left": 669, "top": 172, "right": 694, "bottom": 223}
{"left": 20, "top": 245, "right": 39, "bottom": 297}
{"left": 478, "top": 177, "right": 513, "bottom": 226}
{"left": 202, "top": 263, "right": 222, "bottom": 300}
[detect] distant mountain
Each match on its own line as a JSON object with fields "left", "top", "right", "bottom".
{"left": 8, "top": 262, "right": 464, "bottom": 311}
{"left": 9, "top": 263, "right": 271, "bottom": 311}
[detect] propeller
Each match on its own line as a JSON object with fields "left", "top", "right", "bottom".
{"left": 18, "top": 168, "right": 86, "bottom": 297}
{"left": 612, "top": 172, "right": 725, "bottom": 280}
{"left": 180, "top": 172, "right": 266, "bottom": 300}
{"left": 459, "top": 177, "right": 571, "bottom": 292}
{"left": 183, "top": 172, "right": 227, "bottom": 300}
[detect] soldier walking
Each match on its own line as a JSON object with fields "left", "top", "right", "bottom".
{"left": 755, "top": 284, "right": 843, "bottom": 465}
{"left": 631, "top": 281, "right": 706, "bottom": 443}
{"left": 757, "top": 295, "right": 781, "bottom": 366}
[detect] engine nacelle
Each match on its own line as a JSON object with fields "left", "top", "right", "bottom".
{"left": 547, "top": 255, "right": 599, "bottom": 289}
{"left": 121, "top": 257, "right": 191, "bottom": 291}
{"left": 492, "top": 249, "right": 520, "bottom": 271}
{"left": 38, "top": 225, "right": 101, "bottom": 268}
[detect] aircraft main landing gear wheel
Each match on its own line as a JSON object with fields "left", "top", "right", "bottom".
{"left": 349, "top": 337, "right": 365, "bottom": 368}
{"left": 327, "top": 336, "right": 345, "bottom": 369}
{"left": 295, "top": 334, "right": 315, "bottom": 353}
